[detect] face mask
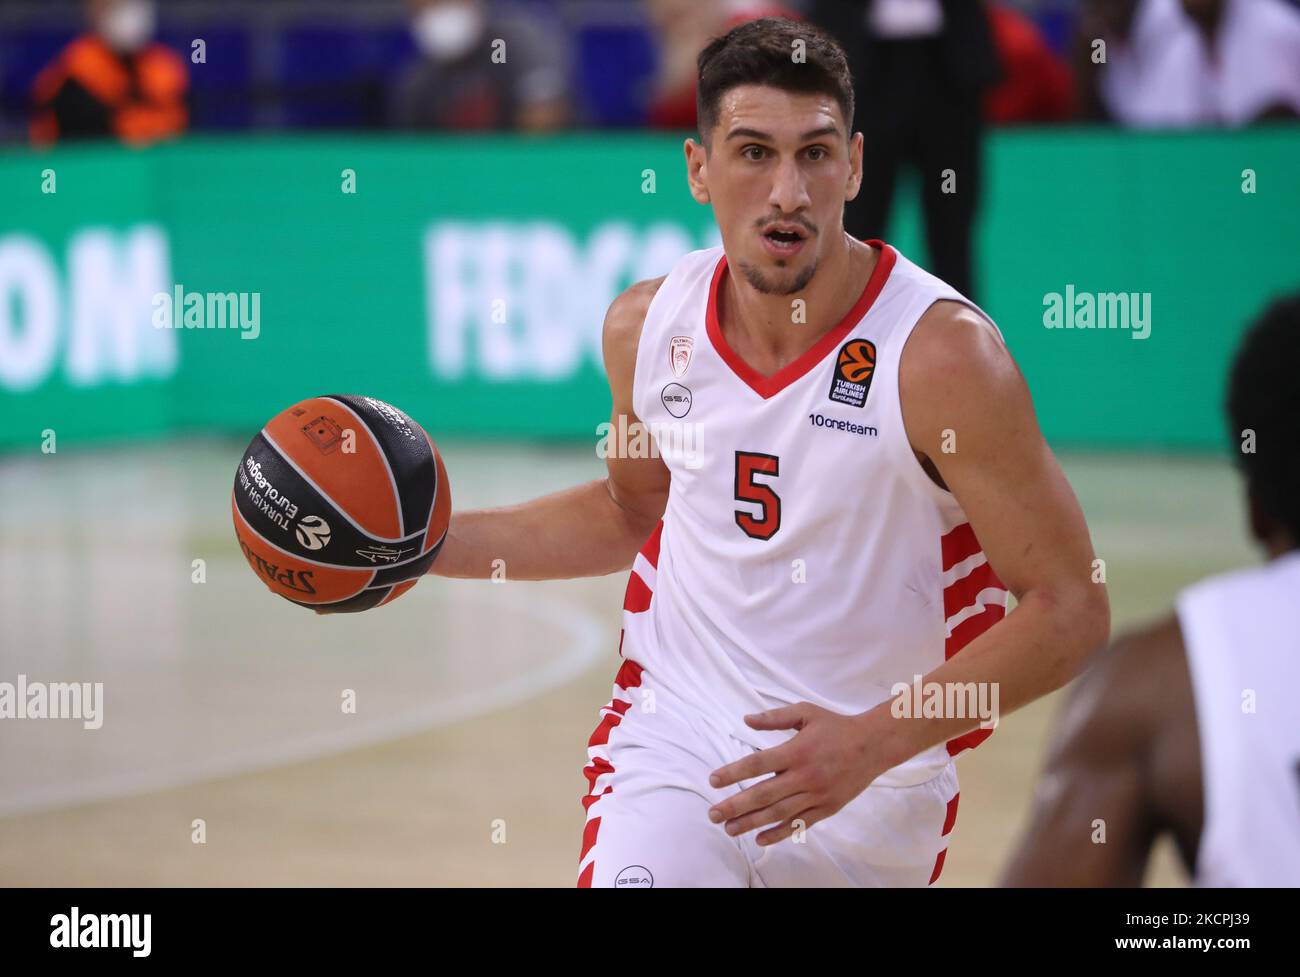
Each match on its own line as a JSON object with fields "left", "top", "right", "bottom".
{"left": 412, "top": 2, "right": 484, "bottom": 61}
{"left": 102, "top": 0, "right": 156, "bottom": 53}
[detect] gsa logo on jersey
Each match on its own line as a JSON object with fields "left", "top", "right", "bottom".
{"left": 828, "top": 338, "right": 877, "bottom": 408}
{"left": 661, "top": 382, "right": 692, "bottom": 418}
{"left": 616, "top": 865, "right": 654, "bottom": 887}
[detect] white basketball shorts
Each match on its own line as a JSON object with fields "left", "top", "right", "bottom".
{"left": 577, "top": 658, "right": 961, "bottom": 887}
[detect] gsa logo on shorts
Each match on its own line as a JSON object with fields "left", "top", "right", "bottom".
{"left": 616, "top": 865, "right": 654, "bottom": 888}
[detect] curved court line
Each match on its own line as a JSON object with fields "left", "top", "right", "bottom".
{"left": 0, "top": 588, "right": 610, "bottom": 819}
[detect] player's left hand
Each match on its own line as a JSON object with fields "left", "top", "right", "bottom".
{"left": 707, "top": 703, "right": 883, "bottom": 846}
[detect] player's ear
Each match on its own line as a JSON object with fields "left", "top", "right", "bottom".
{"left": 845, "top": 131, "right": 864, "bottom": 203}
{"left": 684, "top": 138, "right": 711, "bottom": 205}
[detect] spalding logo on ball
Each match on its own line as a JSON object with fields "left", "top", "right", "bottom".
{"left": 232, "top": 394, "right": 451, "bottom": 612}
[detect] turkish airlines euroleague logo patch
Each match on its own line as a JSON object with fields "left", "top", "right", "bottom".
{"left": 828, "top": 338, "right": 877, "bottom": 408}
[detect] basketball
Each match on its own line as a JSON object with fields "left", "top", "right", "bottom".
{"left": 231, "top": 394, "right": 451, "bottom": 612}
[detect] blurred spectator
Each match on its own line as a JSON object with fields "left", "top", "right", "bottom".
{"left": 1079, "top": 0, "right": 1300, "bottom": 126}
{"left": 644, "top": 0, "right": 799, "bottom": 129}
{"left": 985, "top": 2, "right": 1075, "bottom": 124}
{"left": 30, "top": 0, "right": 188, "bottom": 146}
{"left": 1073, "top": 0, "right": 1139, "bottom": 120}
{"left": 811, "top": 0, "right": 1002, "bottom": 299}
{"left": 390, "top": 0, "right": 569, "bottom": 132}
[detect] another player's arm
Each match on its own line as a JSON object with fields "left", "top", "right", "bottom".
{"left": 1001, "top": 615, "right": 1203, "bottom": 886}
{"left": 709, "top": 302, "right": 1112, "bottom": 843}
{"left": 428, "top": 279, "right": 669, "bottom": 580}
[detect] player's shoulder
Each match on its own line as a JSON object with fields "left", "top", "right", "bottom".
{"left": 602, "top": 246, "right": 719, "bottom": 365}
{"left": 603, "top": 277, "right": 666, "bottom": 344}
{"left": 607, "top": 276, "right": 666, "bottom": 321}
{"left": 899, "top": 299, "right": 1023, "bottom": 441}
{"left": 904, "top": 300, "right": 1012, "bottom": 387}
{"left": 602, "top": 277, "right": 666, "bottom": 383}
{"left": 600, "top": 245, "right": 722, "bottom": 376}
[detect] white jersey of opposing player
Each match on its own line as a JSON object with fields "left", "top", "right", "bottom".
{"left": 620, "top": 240, "right": 1010, "bottom": 787}
{"left": 1177, "top": 551, "right": 1300, "bottom": 887}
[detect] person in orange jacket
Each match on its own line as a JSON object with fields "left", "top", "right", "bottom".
{"left": 30, "top": 0, "right": 188, "bottom": 146}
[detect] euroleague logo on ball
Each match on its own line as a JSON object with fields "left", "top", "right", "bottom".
{"left": 295, "top": 515, "right": 332, "bottom": 550}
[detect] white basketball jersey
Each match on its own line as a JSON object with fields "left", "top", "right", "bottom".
{"left": 1176, "top": 551, "right": 1300, "bottom": 887}
{"left": 620, "top": 241, "right": 1010, "bottom": 787}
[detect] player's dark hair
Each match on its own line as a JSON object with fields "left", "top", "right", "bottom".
{"left": 696, "top": 17, "right": 855, "bottom": 145}
{"left": 1226, "top": 292, "right": 1300, "bottom": 546}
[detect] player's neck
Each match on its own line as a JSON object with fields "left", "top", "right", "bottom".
{"left": 721, "top": 232, "right": 873, "bottom": 378}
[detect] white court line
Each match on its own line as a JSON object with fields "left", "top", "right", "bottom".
{"left": 0, "top": 588, "right": 610, "bottom": 819}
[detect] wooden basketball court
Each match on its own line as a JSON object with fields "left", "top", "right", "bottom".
{"left": 0, "top": 443, "right": 1250, "bottom": 885}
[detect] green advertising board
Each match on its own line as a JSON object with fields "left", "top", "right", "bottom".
{"left": 1, "top": 129, "right": 1297, "bottom": 453}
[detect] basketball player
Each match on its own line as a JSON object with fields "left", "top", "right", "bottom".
{"left": 1002, "top": 295, "right": 1300, "bottom": 887}
{"left": 429, "top": 18, "right": 1110, "bottom": 887}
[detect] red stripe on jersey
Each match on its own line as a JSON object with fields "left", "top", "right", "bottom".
{"left": 941, "top": 792, "right": 960, "bottom": 836}
{"left": 945, "top": 603, "right": 1006, "bottom": 660}
{"left": 579, "top": 816, "right": 602, "bottom": 863}
{"left": 942, "top": 560, "right": 1006, "bottom": 619}
{"left": 940, "top": 522, "right": 982, "bottom": 572}
{"left": 623, "top": 571, "right": 652, "bottom": 613}
{"left": 614, "top": 658, "right": 644, "bottom": 690}
{"left": 947, "top": 726, "right": 995, "bottom": 757}
{"left": 928, "top": 848, "right": 948, "bottom": 885}
{"left": 586, "top": 699, "right": 631, "bottom": 748}
{"left": 941, "top": 523, "right": 1006, "bottom": 758}
{"left": 641, "top": 520, "right": 664, "bottom": 570}
{"left": 578, "top": 658, "right": 646, "bottom": 886}
{"left": 582, "top": 755, "right": 613, "bottom": 790}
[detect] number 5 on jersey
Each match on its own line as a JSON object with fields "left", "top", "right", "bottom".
{"left": 734, "top": 451, "right": 781, "bottom": 540}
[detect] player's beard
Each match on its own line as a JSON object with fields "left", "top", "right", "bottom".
{"left": 735, "top": 256, "right": 818, "bottom": 296}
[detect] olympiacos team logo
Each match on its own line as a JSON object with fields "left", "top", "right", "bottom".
{"left": 669, "top": 336, "right": 694, "bottom": 378}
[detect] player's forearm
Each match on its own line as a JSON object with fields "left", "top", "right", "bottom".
{"left": 860, "top": 583, "right": 1111, "bottom": 770}
{"left": 429, "top": 477, "right": 657, "bottom": 581}
{"left": 1000, "top": 802, "right": 1148, "bottom": 887}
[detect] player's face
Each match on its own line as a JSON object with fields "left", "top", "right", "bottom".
{"left": 686, "top": 85, "right": 862, "bottom": 296}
